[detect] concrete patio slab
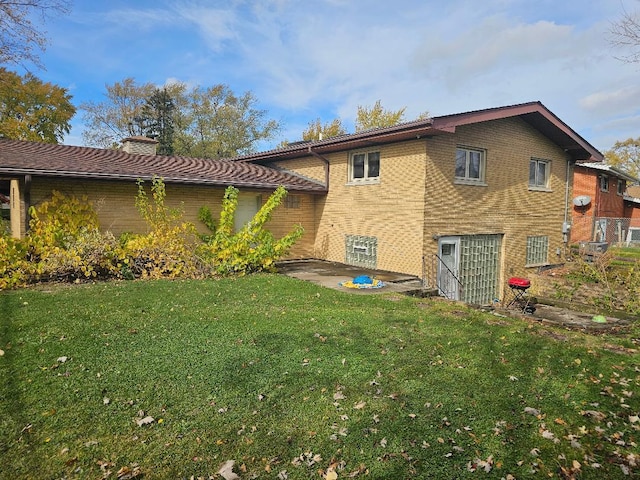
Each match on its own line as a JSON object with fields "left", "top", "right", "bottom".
{"left": 276, "top": 259, "right": 426, "bottom": 295}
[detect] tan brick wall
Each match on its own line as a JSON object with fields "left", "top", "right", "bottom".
{"left": 28, "top": 178, "right": 317, "bottom": 258}
{"left": 300, "top": 141, "right": 427, "bottom": 277}
{"left": 423, "top": 117, "right": 572, "bottom": 298}
{"left": 271, "top": 157, "right": 327, "bottom": 184}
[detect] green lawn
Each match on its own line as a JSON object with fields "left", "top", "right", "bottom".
{"left": 1, "top": 275, "right": 638, "bottom": 479}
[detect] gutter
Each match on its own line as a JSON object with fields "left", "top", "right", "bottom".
{"left": 307, "top": 146, "right": 330, "bottom": 189}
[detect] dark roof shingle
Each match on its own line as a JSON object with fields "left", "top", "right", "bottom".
{"left": 0, "top": 139, "right": 327, "bottom": 193}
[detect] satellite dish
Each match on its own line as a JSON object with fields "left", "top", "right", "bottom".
{"left": 573, "top": 195, "right": 592, "bottom": 207}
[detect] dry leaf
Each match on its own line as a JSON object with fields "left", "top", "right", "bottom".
{"left": 354, "top": 401, "right": 366, "bottom": 410}
{"left": 326, "top": 469, "right": 338, "bottom": 480}
{"left": 218, "top": 460, "right": 240, "bottom": 480}
{"left": 136, "top": 416, "right": 154, "bottom": 427}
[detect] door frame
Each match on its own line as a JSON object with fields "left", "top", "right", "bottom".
{"left": 437, "top": 236, "right": 461, "bottom": 301}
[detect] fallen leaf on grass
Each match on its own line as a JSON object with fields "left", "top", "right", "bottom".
{"left": 354, "top": 401, "right": 366, "bottom": 410}
{"left": 325, "top": 470, "right": 338, "bottom": 480}
{"left": 57, "top": 356, "right": 68, "bottom": 363}
{"left": 218, "top": 460, "right": 240, "bottom": 480}
{"left": 580, "top": 410, "right": 606, "bottom": 422}
{"left": 540, "top": 429, "right": 560, "bottom": 443}
{"left": 136, "top": 416, "right": 154, "bottom": 427}
{"left": 524, "top": 407, "right": 541, "bottom": 417}
{"left": 116, "top": 464, "right": 142, "bottom": 479}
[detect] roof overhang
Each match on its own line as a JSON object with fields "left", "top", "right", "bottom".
{"left": 237, "top": 101, "right": 603, "bottom": 164}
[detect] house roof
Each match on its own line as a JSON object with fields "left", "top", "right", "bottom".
{"left": 0, "top": 138, "right": 327, "bottom": 193}
{"left": 235, "top": 101, "right": 603, "bottom": 164}
{"left": 576, "top": 162, "right": 639, "bottom": 183}
{"left": 625, "top": 185, "right": 640, "bottom": 205}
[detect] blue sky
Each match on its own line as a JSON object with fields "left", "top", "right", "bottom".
{"left": 20, "top": 0, "right": 640, "bottom": 153}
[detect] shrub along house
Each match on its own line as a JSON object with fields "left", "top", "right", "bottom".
{"left": 0, "top": 102, "right": 603, "bottom": 304}
{"left": 0, "top": 136, "right": 326, "bottom": 258}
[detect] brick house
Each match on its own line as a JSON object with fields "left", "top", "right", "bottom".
{"left": 624, "top": 185, "right": 640, "bottom": 245}
{"left": 0, "top": 101, "right": 603, "bottom": 304}
{"left": 237, "top": 101, "right": 602, "bottom": 303}
{"left": 571, "top": 162, "right": 639, "bottom": 244}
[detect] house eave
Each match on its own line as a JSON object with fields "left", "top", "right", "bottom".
{"left": 0, "top": 168, "right": 328, "bottom": 194}
{"left": 237, "top": 101, "right": 603, "bottom": 164}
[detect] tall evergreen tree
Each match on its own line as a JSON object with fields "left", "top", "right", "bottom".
{"left": 142, "top": 88, "right": 176, "bottom": 155}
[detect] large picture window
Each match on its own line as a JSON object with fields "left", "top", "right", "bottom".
{"left": 455, "top": 147, "right": 485, "bottom": 184}
{"left": 529, "top": 158, "right": 550, "bottom": 190}
{"left": 349, "top": 150, "right": 380, "bottom": 184}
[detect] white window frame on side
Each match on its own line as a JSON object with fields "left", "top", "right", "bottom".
{"left": 529, "top": 158, "right": 551, "bottom": 191}
{"left": 348, "top": 150, "right": 380, "bottom": 185}
{"left": 454, "top": 147, "right": 486, "bottom": 185}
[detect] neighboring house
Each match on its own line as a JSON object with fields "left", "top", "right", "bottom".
{"left": 624, "top": 185, "right": 640, "bottom": 245}
{"left": 571, "top": 162, "right": 640, "bottom": 245}
{"left": 236, "top": 101, "right": 602, "bottom": 304}
{"left": 0, "top": 136, "right": 326, "bottom": 258}
{"left": 0, "top": 102, "right": 603, "bottom": 304}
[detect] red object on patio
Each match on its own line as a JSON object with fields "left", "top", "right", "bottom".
{"left": 508, "top": 277, "right": 531, "bottom": 289}
{"left": 507, "top": 277, "right": 535, "bottom": 313}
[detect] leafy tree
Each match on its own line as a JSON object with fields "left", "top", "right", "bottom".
{"left": 302, "top": 117, "right": 346, "bottom": 141}
{"left": 174, "top": 84, "right": 279, "bottom": 159}
{"left": 605, "top": 137, "right": 640, "bottom": 178}
{"left": 80, "top": 77, "right": 157, "bottom": 148}
{"left": 610, "top": 5, "right": 640, "bottom": 63}
{"left": 82, "top": 79, "right": 280, "bottom": 158}
{"left": 355, "top": 100, "right": 406, "bottom": 132}
{"left": 0, "top": 68, "right": 75, "bottom": 143}
{"left": 0, "top": 0, "right": 70, "bottom": 67}
{"left": 141, "top": 87, "right": 176, "bottom": 155}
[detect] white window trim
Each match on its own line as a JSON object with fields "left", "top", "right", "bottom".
{"left": 600, "top": 175, "right": 609, "bottom": 192}
{"left": 528, "top": 158, "right": 552, "bottom": 192}
{"left": 454, "top": 146, "right": 487, "bottom": 186}
{"left": 347, "top": 149, "right": 380, "bottom": 185}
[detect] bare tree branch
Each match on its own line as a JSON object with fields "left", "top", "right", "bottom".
{"left": 0, "top": 0, "right": 71, "bottom": 68}
{"left": 609, "top": 3, "right": 640, "bottom": 63}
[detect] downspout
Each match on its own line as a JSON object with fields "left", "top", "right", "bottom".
{"left": 24, "top": 175, "right": 32, "bottom": 236}
{"left": 308, "top": 147, "right": 330, "bottom": 189}
{"left": 563, "top": 160, "right": 573, "bottom": 246}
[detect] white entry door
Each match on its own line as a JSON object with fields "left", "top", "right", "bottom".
{"left": 437, "top": 236, "right": 460, "bottom": 300}
{"left": 234, "top": 194, "right": 261, "bottom": 232}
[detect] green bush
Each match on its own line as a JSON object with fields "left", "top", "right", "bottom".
{"left": 25, "top": 191, "right": 118, "bottom": 281}
{"left": 119, "top": 177, "right": 205, "bottom": 279}
{"left": 0, "top": 180, "right": 304, "bottom": 288}
{"left": 198, "top": 185, "right": 303, "bottom": 275}
{"left": 0, "top": 234, "right": 28, "bottom": 289}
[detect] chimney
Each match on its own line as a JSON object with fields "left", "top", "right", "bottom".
{"left": 121, "top": 136, "right": 158, "bottom": 155}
